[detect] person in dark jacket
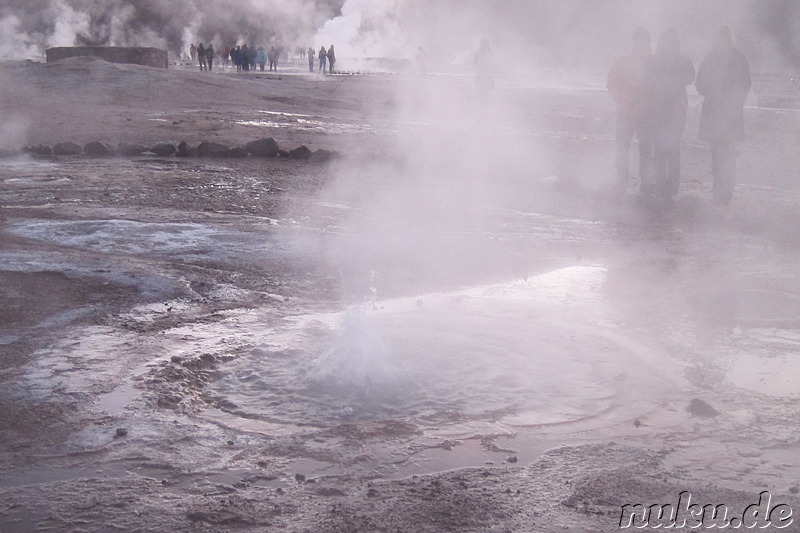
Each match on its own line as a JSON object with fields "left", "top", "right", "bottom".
{"left": 327, "top": 44, "right": 336, "bottom": 73}
{"left": 607, "top": 27, "right": 653, "bottom": 192}
{"left": 233, "top": 45, "right": 242, "bottom": 72}
{"left": 695, "top": 25, "right": 752, "bottom": 204}
{"left": 308, "top": 46, "right": 315, "bottom": 72}
{"left": 643, "top": 28, "right": 695, "bottom": 198}
{"left": 197, "top": 43, "right": 206, "bottom": 71}
{"left": 206, "top": 43, "right": 214, "bottom": 71}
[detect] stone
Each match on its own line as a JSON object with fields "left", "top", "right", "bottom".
{"left": 309, "top": 149, "right": 336, "bottom": 163}
{"left": 114, "top": 427, "right": 128, "bottom": 438}
{"left": 277, "top": 149, "right": 290, "bottom": 158}
{"left": 246, "top": 137, "right": 279, "bottom": 157}
{"left": 24, "top": 144, "right": 53, "bottom": 155}
{"left": 506, "top": 455, "right": 518, "bottom": 463}
{"left": 83, "top": 141, "right": 112, "bottom": 156}
{"left": 197, "top": 141, "right": 229, "bottom": 157}
{"left": 289, "top": 145, "right": 312, "bottom": 159}
{"left": 150, "top": 142, "right": 177, "bottom": 156}
{"left": 687, "top": 398, "right": 719, "bottom": 417}
{"left": 53, "top": 141, "right": 82, "bottom": 155}
{"left": 117, "top": 142, "right": 147, "bottom": 156}
{"left": 315, "top": 487, "right": 346, "bottom": 497}
{"left": 176, "top": 141, "right": 190, "bottom": 157}
{"left": 228, "top": 146, "right": 249, "bottom": 158}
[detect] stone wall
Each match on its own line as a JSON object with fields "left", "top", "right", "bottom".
{"left": 45, "top": 47, "right": 168, "bottom": 69}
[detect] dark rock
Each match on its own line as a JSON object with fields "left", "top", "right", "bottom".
{"left": 790, "top": 486, "right": 799, "bottom": 494}
{"left": 315, "top": 487, "right": 346, "bottom": 497}
{"left": 246, "top": 137, "right": 279, "bottom": 157}
{"left": 289, "top": 145, "right": 312, "bottom": 159}
{"left": 506, "top": 455, "right": 518, "bottom": 463}
{"left": 114, "top": 427, "right": 128, "bottom": 438}
{"left": 277, "top": 149, "right": 290, "bottom": 158}
{"left": 309, "top": 148, "right": 336, "bottom": 163}
{"left": 176, "top": 141, "right": 190, "bottom": 157}
{"left": 197, "top": 141, "right": 230, "bottom": 157}
{"left": 83, "top": 141, "right": 112, "bottom": 156}
{"left": 687, "top": 398, "right": 719, "bottom": 417}
{"left": 117, "top": 142, "right": 147, "bottom": 156}
{"left": 294, "top": 473, "right": 306, "bottom": 482}
{"left": 228, "top": 146, "right": 249, "bottom": 158}
{"left": 170, "top": 355, "right": 183, "bottom": 363}
{"left": 633, "top": 419, "right": 641, "bottom": 427}
{"left": 24, "top": 144, "right": 53, "bottom": 155}
{"left": 53, "top": 141, "right": 82, "bottom": 155}
{"left": 227, "top": 440, "right": 235, "bottom": 446}
{"left": 150, "top": 142, "right": 177, "bottom": 156}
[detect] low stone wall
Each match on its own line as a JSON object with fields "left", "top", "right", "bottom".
{"left": 45, "top": 47, "right": 168, "bottom": 69}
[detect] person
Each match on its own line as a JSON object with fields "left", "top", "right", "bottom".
{"left": 256, "top": 47, "right": 267, "bottom": 71}
{"left": 642, "top": 28, "right": 695, "bottom": 198}
{"left": 268, "top": 46, "right": 278, "bottom": 71}
{"left": 474, "top": 39, "right": 495, "bottom": 102}
{"left": 220, "top": 47, "right": 229, "bottom": 69}
{"left": 189, "top": 43, "right": 196, "bottom": 66}
{"left": 607, "top": 27, "right": 653, "bottom": 192}
{"left": 233, "top": 45, "right": 242, "bottom": 72}
{"left": 206, "top": 43, "right": 214, "bottom": 71}
{"left": 327, "top": 44, "right": 336, "bottom": 73}
{"left": 308, "top": 46, "right": 315, "bottom": 72}
{"left": 241, "top": 44, "right": 250, "bottom": 71}
{"left": 695, "top": 25, "right": 752, "bottom": 204}
{"left": 319, "top": 46, "right": 327, "bottom": 73}
{"left": 197, "top": 43, "right": 206, "bottom": 71}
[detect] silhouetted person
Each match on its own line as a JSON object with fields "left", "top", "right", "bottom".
{"left": 242, "top": 45, "right": 250, "bottom": 71}
{"left": 206, "top": 44, "right": 214, "bottom": 71}
{"left": 319, "top": 46, "right": 327, "bottom": 73}
{"left": 189, "top": 43, "right": 196, "bottom": 65}
{"left": 643, "top": 28, "right": 695, "bottom": 198}
{"left": 268, "top": 46, "right": 278, "bottom": 71}
{"left": 233, "top": 46, "right": 242, "bottom": 72}
{"left": 308, "top": 46, "right": 315, "bottom": 72}
{"left": 256, "top": 47, "right": 267, "bottom": 71}
{"left": 607, "top": 27, "right": 653, "bottom": 192}
{"left": 695, "top": 25, "right": 752, "bottom": 204}
{"left": 474, "top": 39, "right": 495, "bottom": 103}
{"left": 327, "top": 44, "right": 336, "bottom": 73}
{"left": 197, "top": 43, "right": 207, "bottom": 71}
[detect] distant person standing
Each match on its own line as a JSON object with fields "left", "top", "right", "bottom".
{"left": 197, "top": 43, "right": 207, "bottom": 71}
{"left": 256, "top": 47, "right": 267, "bottom": 71}
{"left": 695, "top": 25, "right": 752, "bottom": 204}
{"left": 327, "top": 44, "right": 336, "bottom": 73}
{"left": 233, "top": 45, "right": 242, "bottom": 72}
{"left": 474, "top": 39, "right": 495, "bottom": 102}
{"left": 319, "top": 46, "right": 327, "bottom": 73}
{"left": 643, "top": 28, "right": 695, "bottom": 198}
{"left": 308, "top": 46, "right": 315, "bottom": 72}
{"left": 242, "top": 45, "right": 250, "bottom": 71}
{"left": 607, "top": 27, "right": 653, "bottom": 192}
{"left": 268, "top": 46, "right": 278, "bottom": 71}
{"left": 189, "top": 43, "right": 197, "bottom": 65}
{"left": 206, "top": 43, "right": 214, "bottom": 71}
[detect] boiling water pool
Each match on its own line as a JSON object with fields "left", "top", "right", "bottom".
{"left": 202, "top": 266, "right": 677, "bottom": 435}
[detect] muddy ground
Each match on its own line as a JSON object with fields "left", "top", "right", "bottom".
{"left": 2, "top": 57, "right": 800, "bottom": 532}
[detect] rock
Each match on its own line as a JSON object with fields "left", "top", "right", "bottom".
{"left": 176, "top": 141, "right": 190, "bottom": 157}
{"left": 246, "top": 137, "right": 279, "bottom": 157}
{"left": 228, "top": 146, "right": 249, "bottom": 158}
{"left": 277, "top": 149, "right": 290, "bottom": 158}
{"left": 309, "top": 148, "right": 336, "bottom": 163}
{"left": 197, "top": 141, "right": 230, "bottom": 157}
{"left": 315, "top": 487, "right": 346, "bottom": 497}
{"left": 53, "top": 141, "right": 82, "bottom": 155}
{"left": 790, "top": 485, "right": 799, "bottom": 494}
{"left": 114, "top": 427, "right": 128, "bottom": 438}
{"left": 687, "top": 398, "right": 719, "bottom": 417}
{"left": 150, "top": 142, "right": 177, "bottom": 156}
{"left": 117, "top": 142, "right": 147, "bottom": 156}
{"left": 294, "top": 473, "right": 306, "bottom": 482}
{"left": 506, "top": 455, "right": 518, "bottom": 463}
{"left": 83, "top": 141, "right": 112, "bottom": 156}
{"left": 25, "top": 144, "right": 53, "bottom": 155}
{"left": 633, "top": 419, "right": 641, "bottom": 427}
{"left": 289, "top": 145, "right": 312, "bottom": 159}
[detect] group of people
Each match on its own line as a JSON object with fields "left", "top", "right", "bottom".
{"left": 190, "top": 43, "right": 337, "bottom": 75}
{"left": 307, "top": 45, "right": 336, "bottom": 74}
{"left": 189, "top": 43, "right": 215, "bottom": 71}
{"left": 608, "top": 25, "right": 751, "bottom": 204}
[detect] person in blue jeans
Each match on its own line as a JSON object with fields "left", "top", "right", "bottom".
{"left": 318, "top": 46, "right": 327, "bottom": 73}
